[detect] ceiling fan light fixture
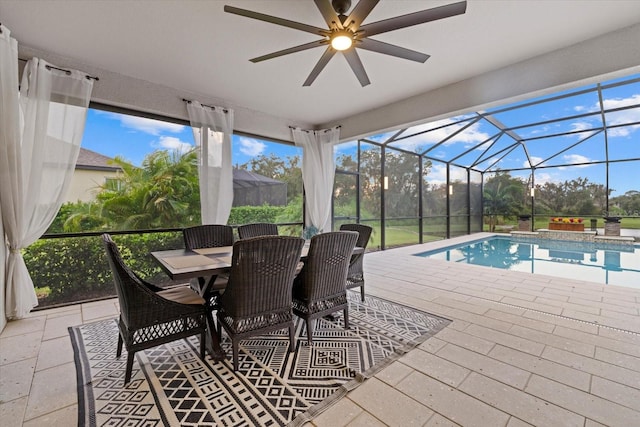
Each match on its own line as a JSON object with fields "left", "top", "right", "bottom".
{"left": 330, "top": 31, "right": 353, "bottom": 51}
{"left": 224, "top": 0, "right": 468, "bottom": 86}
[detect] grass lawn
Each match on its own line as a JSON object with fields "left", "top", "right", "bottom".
{"left": 358, "top": 217, "right": 640, "bottom": 249}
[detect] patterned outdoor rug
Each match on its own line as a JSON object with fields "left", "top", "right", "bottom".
{"left": 69, "top": 291, "right": 450, "bottom": 426}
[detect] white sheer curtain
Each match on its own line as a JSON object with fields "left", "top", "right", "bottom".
{"left": 187, "top": 101, "right": 234, "bottom": 224}
{"left": 292, "top": 126, "right": 340, "bottom": 234}
{"left": 1, "top": 25, "right": 94, "bottom": 319}
{"left": 0, "top": 25, "right": 19, "bottom": 328}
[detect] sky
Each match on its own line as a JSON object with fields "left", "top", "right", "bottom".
{"left": 80, "top": 73, "right": 639, "bottom": 196}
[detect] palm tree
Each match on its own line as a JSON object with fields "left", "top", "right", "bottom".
{"left": 483, "top": 174, "right": 524, "bottom": 232}
{"left": 67, "top": 149, "right": 202, "bottom": 230}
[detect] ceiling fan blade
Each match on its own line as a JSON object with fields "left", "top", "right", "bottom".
{"left": 224, "top": 5, "right": 330, "bottom": 37}
{"left": 358, "top": 38, "right": 429, "bottom": 63}
{"left": 359, "top": 0, "right": 467, "bottom": 37}
{"left": 344, "top": 0, "right": 380, "bottom": 30}
{"left": 313, "top": 0, "right": 342, "bottom": 30}
{"left": 250, "top": 40, "right": 328, "bottom": 63}
{"left": 303, "top": 47, "right": 336, "bottom": 86}
{"left": 343, "top": 49, "right": 371, "bottom": 87}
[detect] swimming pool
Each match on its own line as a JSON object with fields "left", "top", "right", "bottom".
{"left": 414, "top": 236, "right": 640, "bottom": 289}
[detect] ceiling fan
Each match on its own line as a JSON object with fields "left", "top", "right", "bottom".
{"left": 224, "top": 0, "right": 467, "bottom": 87}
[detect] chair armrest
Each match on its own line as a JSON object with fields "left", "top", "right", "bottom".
{"left": 133, "top": 271, "right": 164, "bottom": 292}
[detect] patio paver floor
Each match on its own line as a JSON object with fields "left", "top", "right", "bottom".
{"left": 1, "top": 233, "right": 639, "bottom": 426}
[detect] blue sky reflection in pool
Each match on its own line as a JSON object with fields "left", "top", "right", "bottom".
{"left": 415, "top": 237, "right": 640, "bottom": 289}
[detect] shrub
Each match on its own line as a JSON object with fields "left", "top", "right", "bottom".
{"left": 227, "top": 205, "right": 286, "bottom": 225}
{"left": 23, "top": 231, "right": 183, "bottom": 308}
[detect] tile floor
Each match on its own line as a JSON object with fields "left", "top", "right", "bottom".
{"left": 1, "top": 233, "right": 639, "bottom": 426}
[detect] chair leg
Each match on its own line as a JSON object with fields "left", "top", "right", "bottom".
{"left": 232, "top": 339, "right": 240, "bottom": 371}
{"left": 116, "top": 333, "right": 124, "bottom": 358}
{"left": 288, "top": 323, "right": 296, "bottom": 352}
{"left": 200, "top": 330, "right": 206, "bottom": 359}
{"left": 306, "top": 318, "right": 314, "bottom": 344}
{"left": 343, "top": 308, "right": 349, "bottom": 329}
{"left": 360, "top": 285, "right": 365, "bottom": 302}
{"left": 124, "top": 351, "right": 135, "bottom": 384}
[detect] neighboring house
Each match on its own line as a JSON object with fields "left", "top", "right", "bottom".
{"left": 65, "top": 148, "right": 121, "bottom": 203}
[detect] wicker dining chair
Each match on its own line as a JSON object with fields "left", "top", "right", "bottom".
{"left": 216, "top": 235, "right": 305, "bottom": 371}
{"left": 237, "top": 222, "right": 279, "bottom": 240}
{"left": 292, "top": 231, "right": 359, "bottom": 344}
{"left": 182, "top": 224, "right": 234, "bottom": 305}
{"left": 102, "top": 233, "right": 207, "bottom": 384}
{"left": 339, "top": 223, "right": 372, "bottom": 302}
{"left": 183, "top": 224, "right": 234, "bottom": 250}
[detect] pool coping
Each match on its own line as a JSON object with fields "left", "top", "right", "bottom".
{"left": 511, "top": 230, "right": 635, "bottom": 246}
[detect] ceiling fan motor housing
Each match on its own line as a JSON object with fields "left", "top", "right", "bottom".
{"left": 332, "top": 0, "right": 352, "bottom": 15}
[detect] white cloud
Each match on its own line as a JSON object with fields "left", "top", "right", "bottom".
{"left": 425, "top": 162, "right": 469, "bottom": 186}
{"left": 608, "top": 127, "right": 633, "bottom": 137}
{"left": 569, "top": 121, "right": 593, "bottom": 132}
{"left": 392, "top": 118, "right": 490, "bottom": 152}
{"left": 572, "top": 93, "right": 640, "bottom": 138}
{"left": 99, "top": 111, "right": 185, "bottom": 135}
{"left": 426, "top": 163, "right": 447, "bottom": 185}
{"left": 154, "top": 136, "right": 193, "bottom": 154}
{"left": 524, "top": 156, "right": 543, "bottom": 168}
{"left": 602, "top": 93, "right": 640, "bottom": 110}
{"left": 122, "top": 116, "right": 185, "bottom": 135}
{"left": 238, "top": 137, "right": 266, "bottom": 156}
{"left": 535, "top": 172, "right": 554, "bottom": 185}
{"left": 563, "top": 154, "right": 592, "bottom": 168}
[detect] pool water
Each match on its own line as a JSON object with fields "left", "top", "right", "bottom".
{"left": 415, "top": 236, "right": 640, "bottom": 289}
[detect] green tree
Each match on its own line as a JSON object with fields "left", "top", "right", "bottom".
{"left": 611, "top": 190, "right": 640, "bottom": 215}
{"left": 535, "top": 177, "right": 609, "bottom": 216}
{"left": 334, "top": 154, "right": 359, "bottom": 218}
{"left": 239, "top": 153, "right": 302, "bottom": 202}
{"left": 483, "top": 172, "right": 525, "bottom": 231}
{"left": 358, "top": 147, "right": 382, "bottom": 218}
{"left": 62, "top": 149, "right": 201, "bottom": 231}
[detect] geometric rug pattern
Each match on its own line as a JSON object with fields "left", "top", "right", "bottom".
{"left": 69, "top": 291, "right": 450, "bottom": 427}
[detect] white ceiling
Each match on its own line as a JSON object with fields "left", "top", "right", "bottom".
{"left": 2, "top": 0, "right": 640, "bottom": 140}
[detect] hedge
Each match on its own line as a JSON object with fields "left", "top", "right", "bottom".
{"left": 23, "top": 231, "right": 183, "bottom": 308}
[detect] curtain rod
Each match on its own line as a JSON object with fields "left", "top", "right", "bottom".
{"left": 182, "top": 98, "right": 228, "bottom": 113}
{"left": 288, "top": 125, "right": 341, "bottom": 133}
{"left": 18, "top": 57, "right": 99, "bottom": 81}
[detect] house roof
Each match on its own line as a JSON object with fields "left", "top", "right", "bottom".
{"left": 75, "top": 147, "right": 121, "bottom": 172}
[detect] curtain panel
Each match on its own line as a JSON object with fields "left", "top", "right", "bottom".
{"left": 0, "top": 24, "right": 19, "bottom": 327}
{"left": 292, "top": 127, "right": 340, "bottom": 233}
{"left": 187, "top": 102, "right": 234, "bottom": 225}
{"left": 1, "top": 24, "right": 94, "bottom": 319}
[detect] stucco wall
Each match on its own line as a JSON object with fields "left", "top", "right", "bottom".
{"left": 65, "top": 169, "right": 120, "bottom": 203}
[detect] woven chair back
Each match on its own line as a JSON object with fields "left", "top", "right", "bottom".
{"left": 102, "top": 233, "right": 157, "bottom": 328}
{"left": 183, "top": 224, "right": 234, "bottom": 249}
{"left": 237, "top": 222, "right": 279, "bottom": 240}
{"left": 339, "top": 223, "right": 372, "bottom": 278}
{"left": 339, "top": 223, "right": 372, "bottom": 250}
{"left": 295, "top": 231, "right": 358, "bottom": 302}
{"left": 220, "top": 236, "right": 305, "bottom": 319}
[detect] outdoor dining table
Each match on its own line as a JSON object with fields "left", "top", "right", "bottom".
{"left": 150, "top": 242, "right": 364, "bottom": 361}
